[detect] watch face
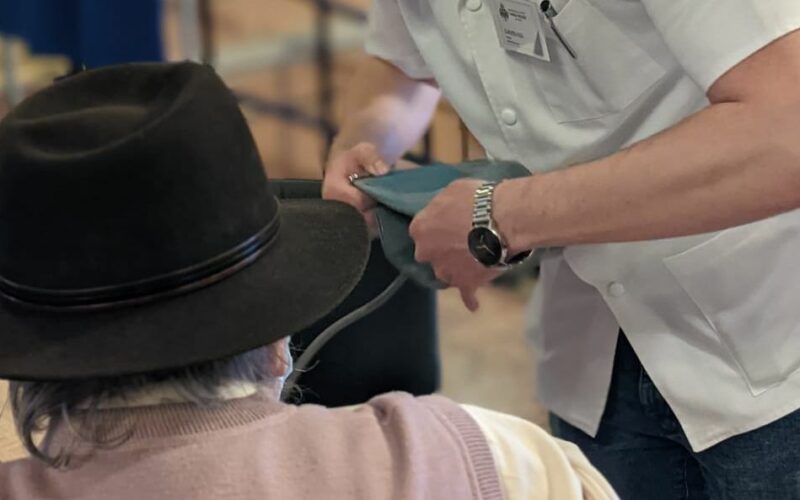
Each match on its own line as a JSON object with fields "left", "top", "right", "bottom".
{"left": 468, "top": 227, "right": 504, "bottom": 266}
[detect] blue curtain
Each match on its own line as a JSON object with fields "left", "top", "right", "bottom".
{"left": 0, "top": 0, "right": 162, "bottom": 67}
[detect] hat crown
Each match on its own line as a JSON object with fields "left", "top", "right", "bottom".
{"left": 0, "top": 62, "right": 277, "bottom": 294}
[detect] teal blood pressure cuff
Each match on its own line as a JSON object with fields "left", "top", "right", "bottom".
{"left": 352, "top": 160, "right": 534, "bottom": 289}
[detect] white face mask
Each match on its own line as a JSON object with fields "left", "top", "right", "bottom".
{"left": 274, "top": 341, "right": 294, "bottom": 396}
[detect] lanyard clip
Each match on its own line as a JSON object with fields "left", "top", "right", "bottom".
{"left": 540, "top": 1, "right": 577, "bottom": 59}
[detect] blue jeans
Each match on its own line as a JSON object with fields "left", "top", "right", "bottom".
{"left": 551, "top": 333, "right": 800, "bottom": 500}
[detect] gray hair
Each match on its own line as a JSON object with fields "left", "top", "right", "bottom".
{"left": 6, "top": 346, "right": 278, "bottom": 468}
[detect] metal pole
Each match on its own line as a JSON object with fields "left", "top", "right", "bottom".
{"left": 421, "top": 130, "right": 433, "bottom": 164}
{"left": 460, "top": 121, "right": 470, "bottom": 161}
{"left": 1, "top": 36, "right": 23, "bottom": 106}
{"left": 178, "top": 0, "right": 202, "bottom": 62}
{"left": 198, "top": 0, "right": 215, "bottom": 65}
{"left": 315, "top": 0, "right": 336, "bottom": 155}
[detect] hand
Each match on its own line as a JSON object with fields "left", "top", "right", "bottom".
{"left": 322, "top": 142, "right": 391, "bottom": 236}
{"left": 409, "top": 179, "right": 501, "bottom": 311}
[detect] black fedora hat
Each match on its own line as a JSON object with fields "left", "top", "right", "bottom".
{"left": 0, "top": 62, "right": 369, "bottom": 380}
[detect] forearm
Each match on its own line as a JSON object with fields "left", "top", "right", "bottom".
{"left": 329, "top": 56, "right": 440, "bottom": 164}
{"left": 497, "top": 98, "right": 800, "bottom": 251}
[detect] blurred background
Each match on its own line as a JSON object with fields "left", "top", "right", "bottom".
{"left": 0, "top": 0, "right": 542, "bottom": 461}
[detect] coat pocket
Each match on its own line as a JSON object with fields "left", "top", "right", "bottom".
{"left": 529, "top": 0, "right": 665, "bottom": 122}
{"left": 664, "top": 211, "right": 800, "bottom": 394}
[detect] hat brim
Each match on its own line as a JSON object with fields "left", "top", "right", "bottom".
{"left": 0, "top": 199, "right": 370, "bottom": 380}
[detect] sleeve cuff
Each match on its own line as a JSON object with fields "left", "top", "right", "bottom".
{"left": 364, "top": 42, "right": 435, "bottom": 80}
{"left": 695, "top": 23, "right": 800, "bottom": 91}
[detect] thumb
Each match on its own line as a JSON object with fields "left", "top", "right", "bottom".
{"left": 364, "top": 159, "right": 392, "bottom": 176}
{"left": 459, "top": 287, "right": 480, "bottom": 312}
{"left": 354, "top": 144, "right": 391, "bottom": 176}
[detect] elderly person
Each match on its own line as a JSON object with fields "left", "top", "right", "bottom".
{"left": 0, "top": 62, "right": 615, "bottom": 500}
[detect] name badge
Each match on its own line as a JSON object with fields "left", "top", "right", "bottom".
{"left": 489, "top": 0, "right": 550, "bottom": 62}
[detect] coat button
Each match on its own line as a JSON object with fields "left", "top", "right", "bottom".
{"left": 608, "top": 282, "right": 626, "bottom": 298}
{"left": 501, "top": 108, "right": 518, "bottom": 126}
{"left": 466, "top": 0, "right": 483, "bottom": 11}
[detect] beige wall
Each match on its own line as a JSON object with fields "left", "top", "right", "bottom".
{"left": 0, "top": 381, "right": 24, "bottom": 460}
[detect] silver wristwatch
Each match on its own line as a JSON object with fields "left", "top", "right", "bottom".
{"left": 467, "top": 181, "right": 532, "bottom": 268}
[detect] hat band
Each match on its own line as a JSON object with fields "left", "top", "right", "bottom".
{"left": 0, "top": 206, "right": 282, "bottom": 312}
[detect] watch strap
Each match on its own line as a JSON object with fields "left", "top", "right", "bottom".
{"left": 472, "top": 181, "right": 498, "bottom": 228}
{"left": 471, "top": 181, "right": 532, "bottom": 268}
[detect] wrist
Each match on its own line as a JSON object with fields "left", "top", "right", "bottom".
{"left": 492, "top": 179, "right": 530, "bottom": 255}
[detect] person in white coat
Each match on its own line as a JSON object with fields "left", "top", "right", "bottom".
{"left": 322, "top": 1, "right": 800, "bottom": 498}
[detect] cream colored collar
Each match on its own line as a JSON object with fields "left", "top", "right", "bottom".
{"left": 86, "top": 381, "right": 263, "bottom": 410}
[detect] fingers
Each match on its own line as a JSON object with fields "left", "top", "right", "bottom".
{"left": 353, "top": 143, "right": 391, "bottom": 176}
{"left": 323, "top": 142, "right": 390, "bottom": 188}
{"left": 427, "top": 258, "right": 490, "bottom": 312}
{"left": 322, "top": 178, "right": 376, "bottom": 212}
{"left": 362, "top": 208, "right": 380, "bottom": 240}
{"left": 433, "top": 268, "right": 451, "bottom": 287}
{"left": 322, "top": 144, "right": 387, "bottom": 213}
{"left": 459, "top": 287, "right": 480, "bottom": 312}
{"left": 349, "top": 190, "right": 378, "bottom": 213}
{"left": 394, "top": 158, "right": 420, "bottom": 171}
{"left": 322, "top": 142, "right": 395, "bottom": 232}
{"left": 409, "top": 214, "right": 430, "bottom": 262}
